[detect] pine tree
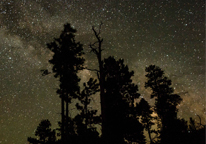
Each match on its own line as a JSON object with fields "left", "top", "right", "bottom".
{"left": 75, "top": 78, "right": 101, "bottom": 144}
{"left": 145, "top": 65, "right": 182, "bottom": 144}
{"left": 27, "top": 119, "right": 56, "bottom": 144}
{"left": 103, "top": 56, "right": 145, "bottom": 144}
{"left": 46, "top": 23, "right": 84, "bottom": 143}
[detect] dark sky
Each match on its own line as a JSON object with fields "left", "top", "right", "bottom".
{"left": 0, "top": 0, "right": 205, "bottom": 143}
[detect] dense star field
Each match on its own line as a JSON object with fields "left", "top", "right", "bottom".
{"left": 0, "top": 0, "right": 205, "bottom": 143}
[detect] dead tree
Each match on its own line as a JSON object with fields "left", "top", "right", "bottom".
{"left": 88, "top": 22, "right": 107, "bottom": 142}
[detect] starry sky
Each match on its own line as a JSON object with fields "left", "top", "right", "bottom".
{"left": 0, "top": 0, "right": 205, "bottom": 143}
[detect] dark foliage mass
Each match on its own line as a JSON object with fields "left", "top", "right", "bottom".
{"left": 28, "top": 23, "right": 205, "bottom": 144}
{"left": 145, "top": 65, "right": 183, "bottom": 143}
{"left": 45, "top": 23, "right": 85, "bottom": 143}
{"left": 28, "top": 119, "right": 56, "bottom": 144}
{"left": 103, "top": 56, "right": 145, "bottom": 144}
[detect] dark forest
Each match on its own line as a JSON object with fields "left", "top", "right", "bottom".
{"left": 27, "top": 23, "right": 205, "bottom": 144}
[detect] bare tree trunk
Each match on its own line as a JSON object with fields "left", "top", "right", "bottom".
{"left": 85, "top": 89, "right": 88, "bottom": 127}
{"left": 65, "top": 95, "right": 69, "bottom": 140}
{"left": 99, "top": 52, "right": 107, "bottom": 142}
{"left": 61, "top": 96, "right": 65, "bottom": 143}
{"left": 89, "top": 22, "right": 107, "bottom": 143}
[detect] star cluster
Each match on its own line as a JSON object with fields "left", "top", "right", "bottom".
{"left": 0, "top": 0, "right": 205, "bottom": 143}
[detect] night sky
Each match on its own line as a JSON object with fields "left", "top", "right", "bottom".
{"left": 0, "top": 0, "right": 205, "bottom": 143}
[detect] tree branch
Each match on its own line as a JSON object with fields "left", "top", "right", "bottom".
{"left": 91, "top": 23, "right": 103, "bottom": 46}
{"left": 197, "top": 115, "right": 204, "bottom": 127}
{"left": 89, "top": 43, "right": 98, "bottom": 54}
{"left": 84, "top": 67, "right": 100, "bottom": 72}
{"left": 41, "top": 69, "right": 51, "bottom": 76}
{"left": 97, "top": 71, "right": 100, "bottom": 81}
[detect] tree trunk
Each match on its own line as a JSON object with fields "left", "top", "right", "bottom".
{"left": 90, "top": 23, "right": 107, "bottom": 143}
{"left": 85, "top": 89, "right": 88, "bottom": 127}
{"left": 61, "top": 95, "right": 65, "bottom": 143}
{"left": 65, "top": 96, "right": 69, "bottom": 140}
{"left": 96, "top": 38, "right": 107, "bottom": 143}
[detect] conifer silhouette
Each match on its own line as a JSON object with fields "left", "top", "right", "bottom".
{"left": 37, "top": 23, "right": 205, "bottom": 144}
{"left": 46, "top": 23, "right": 84, "bottom": 143}
{"left": 27, "top": 119, "right": 56, "bottom": 144}
{"left": 74, "top": 78, "right": 101, "bottom": 144}
{"left": 102, "top": 56, "right": 145, "bottom": 144}
{"left": 145, "top": 65, "right": 182, "bottom": 144}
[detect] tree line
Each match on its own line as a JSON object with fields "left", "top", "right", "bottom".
{"left": 28, "top": 23, "right": 205, "bottom": 144}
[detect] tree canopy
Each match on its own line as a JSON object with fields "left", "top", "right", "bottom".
{"left": 28, "top": 23, "right": 205, "bottom": 144}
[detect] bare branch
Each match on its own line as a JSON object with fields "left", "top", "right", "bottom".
{"left": 89, "top": 23, "right": 104, "bottom": 59}
{"left": 91, "top": 23, "right": 103, "bottom": 44}
{"left": 92, "top": 26, "right": 98, "bottom": 37}
{"left": 41, "top": 69, "right": 51, "bottom": 76}
{"left": 84, "top": 67, "right": 100, "bottom": 72}
{"left": 97, "top": 71, "right": 100, "bottom": 81}
{"left": 98, "top": 21, "right": 103, "bottom": 35}
{"left": 90, "top": 41, "right": 99, "bottom": 46}
{"left": 197, "top": 115, "right": 204, "bottom": 127}
{"left": 82, "top": 67, "right": 100, "bottom": 80}
{"left": 89, "top": 43, "right": 98, "bottom": 54}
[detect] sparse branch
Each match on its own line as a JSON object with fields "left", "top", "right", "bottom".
{"left": 88, "top": 22, "right": 106, "bottom": 142}
{"left": 84, "top": 67, "right": 100, "bottom": 72}
{"left": 88, "top": 23, "right": 104, "bottom": 81}
{"left": 89, "top": 43, "right": 98, "bottom": 55}
{"left": 197, "top": 115, "right": 204, "bottom": 127}
{"left": 89, "top": 23, "right": 104, "bottom": 59}
{"left": 97, "top": 71, "right": 100, "bottom": 80}
{"left": 91, "top": 23, "right": 103, "bottom": 45}
{"left": 83, "top": 67, "right": 100, "bottom": 80}
{"left": 90, "top": 40, "right": 99, "bottom": 47}
{"left": 92, "top": 22, "right": 102, "bottom": 38}
{"left": 98, "top": 21, "right": 103, "bottom": 35}
{"left": 41, "top": 69, "right": 51, "bottom": 76}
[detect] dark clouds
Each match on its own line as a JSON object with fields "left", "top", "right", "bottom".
{"left": 0, "top": 0, "right": 205, "bottom": 143}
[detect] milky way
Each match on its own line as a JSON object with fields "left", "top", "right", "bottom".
{"left": 0, "top": 0, "right": 205, "bottom": 143}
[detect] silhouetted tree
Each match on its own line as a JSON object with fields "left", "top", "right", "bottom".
{"left": 56, "top": 117, "right": 77, "bottom": 144}
{"left": 46, "top": 23, "right": 84, "bottom": 143}
{"left": 103, "top": 56, "right": 145, "bottom": 144}
{"left": 74, "top": 78, "right": 101, "bottom": 144}
{"left": 145, "top": 65, "right": 182, "bottom": 144}
{"left": 88, "top": 22, "right": 107, "bottom": 142}
{"left": 89, "top": 23, "right": 145, "bottom": 143}
{"left": 137, "top": 98, "right": 155, "bottom": 144}
{"left": 28, "top": 119, "right": 56, "bottom": 144}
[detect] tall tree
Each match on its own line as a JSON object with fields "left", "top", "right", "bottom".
{"left": 28, "top": 119, "right": 56, "bottom": 144}
{"left": 102, "top": 56, "right": 145, "bottom": 144}
{"left": 145, "top": 65, "right": 182, "bottom": 144}
{"left": 89, "top": 24, "right": 145, "bottom": 143}
{"left": 88, "top": 22, "right": 107, "bottom": 142}
{"left": 46, "top": 23, "right": 84, "bottom": 143}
